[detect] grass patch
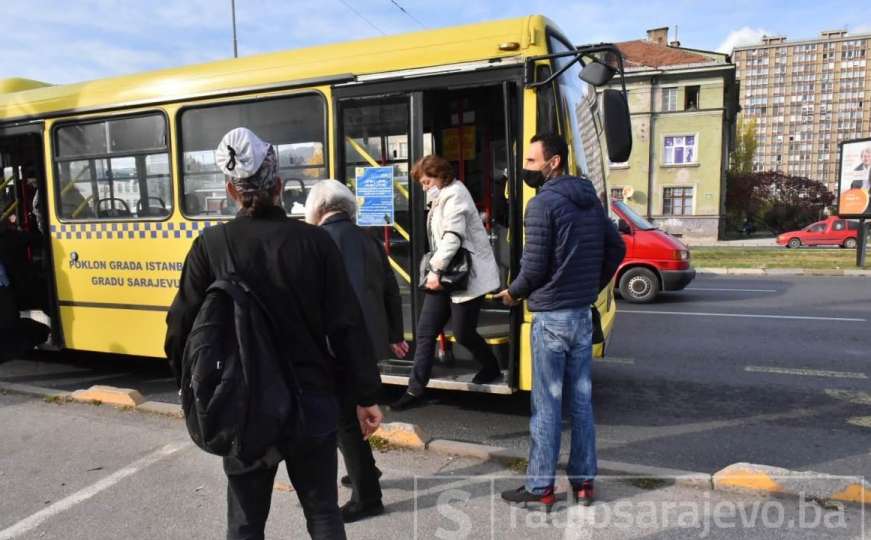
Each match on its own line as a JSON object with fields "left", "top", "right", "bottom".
{"left": 43, "top": 395, "right": 68, "bottom": 404}
{"left": 503, "top": 457, "right": 528, "bottom": 474}
{"left": 368, "top": 435, "right": 397, "bottom": 452}
{"left": 626, "top": 477, "right": 670, "bottom": 490}
{"left": 692, "top": 247, "right": 861, "bottom": 270}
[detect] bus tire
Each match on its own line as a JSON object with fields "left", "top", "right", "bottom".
{"left": 619, "top": 267, "right": 660, "bottom": 304}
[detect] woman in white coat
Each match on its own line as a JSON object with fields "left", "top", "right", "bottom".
{"left": 391, "top": 155, "right": 502, "bottom": 411}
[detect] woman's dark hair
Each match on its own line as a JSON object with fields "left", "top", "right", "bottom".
{"left": 237, "top": 189, "right": 275, "bottom": 217}
{"left": 411, "top": 154, "right": 454, "bottom": 184}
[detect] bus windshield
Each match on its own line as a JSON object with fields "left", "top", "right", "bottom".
{"left": 548, "top": 33, "right": 606, "bottom": 197}
{"left": 614, "top": 200, "right": 657, "bottom": 230}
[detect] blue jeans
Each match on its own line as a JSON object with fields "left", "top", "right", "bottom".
{"left": 526, "top": 308, "right": 597, "bottom": 495}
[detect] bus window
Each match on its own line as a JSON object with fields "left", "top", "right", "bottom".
{"left": 179, "top": 94, "right": 327, "bottom": 218}
{"left": 547, "top": 34, "right": 607, "bottom": 197}
{"left": 54, "top": 114, "right": 172, "bottom": 220}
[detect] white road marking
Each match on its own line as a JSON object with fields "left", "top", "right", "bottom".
{"left": 0, "top": 442, "right": 189, "bottom": 540}
{"left": 598, "top": 357, "right": 635, "bottom": 366}
{"left": 620, "top": 310, "right": 866, "bottom": 322}
{"left": 686, "top": 287, "right": 777, "bottom": 293}
{"left": 746, "top": 366, "right": 868, "bottom": 380}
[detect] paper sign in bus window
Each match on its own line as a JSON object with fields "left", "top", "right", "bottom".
{"left": 355, "top": 166, "right": 395, "bottom": 227}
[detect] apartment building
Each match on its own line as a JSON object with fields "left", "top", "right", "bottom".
{"left": 733, "top": 30, "right": 871, "bottom": 192}
{"left": 605, "top": 28, "right": 738, "bottom": 239}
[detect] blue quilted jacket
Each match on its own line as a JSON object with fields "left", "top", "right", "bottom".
{"left": 508, "top": 175, "right": 625, "bottom": 312}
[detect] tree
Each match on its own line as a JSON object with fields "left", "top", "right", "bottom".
{"left": 725, "top": 171, "right": 834, "bottom": 234}
{"left": 729, "top": 117, "right": 758, "bottom": 175}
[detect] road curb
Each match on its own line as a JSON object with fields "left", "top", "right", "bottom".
{"left": 696, "top": 267, "right": 871, "bottom": 277}
{"left": 70, "top": 385, "right": 145, "bottom": 407}
{"left": 137, "top": 400, "right": 184, "bottom": 418}
{"left": 713, "top": 463, "right": 869, "bottom": 505}
{"left": 0, "top": 381, "right": 70, "bottom": 400}
{"left": 373, "top": 422, "right": 427, "bottom": 449}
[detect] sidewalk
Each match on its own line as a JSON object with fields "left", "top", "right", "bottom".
{"left": 0, "top": 392, "right": 866, "bottom": 539}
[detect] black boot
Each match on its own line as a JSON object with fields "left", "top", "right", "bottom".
{"left": 472, "top": 365, "right": 502, "bottom": 385}
{"left": 341, "top": 467, "right": 382, "bottom": 488}
{"left": 389, "top": 392, "right": 421, "bottom": 411}
{"left": 341, "top": 500, "right": 385, "bottom": 523}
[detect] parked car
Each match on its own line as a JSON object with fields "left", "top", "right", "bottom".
{"left": 776, "top": 217, "right": 860, "bottom": 249}
{"left": 611, "top": 200, "right": 695, "bottom": 303}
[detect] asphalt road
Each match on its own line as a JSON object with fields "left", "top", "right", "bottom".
{"left": 2, "top": 275, "right": 870, "bottom": 481}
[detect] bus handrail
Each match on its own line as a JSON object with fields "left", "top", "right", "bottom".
{"left": 71, "top": 194, "right": 94, "bottom": 218}
{"left": 1, "top": 201, "right": 17, "bottom": 221}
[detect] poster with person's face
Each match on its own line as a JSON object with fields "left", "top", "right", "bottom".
{"left": 838, "top": 138, "right": 871, "bottom": 217}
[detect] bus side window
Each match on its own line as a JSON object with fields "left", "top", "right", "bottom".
{"left": 54, "top": 114, "right": 172, "bottom": 221}
{"left": 179, "top": 94, "right": 328, "bottom": 218}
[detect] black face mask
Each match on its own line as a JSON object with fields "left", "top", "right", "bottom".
{"left": 520, "top": 168, "right": 546, "bottom": 189}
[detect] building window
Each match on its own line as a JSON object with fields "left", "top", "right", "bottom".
{"left": 662, "top": 87, "right": 677, "bottom": 112}
{"left": 610, "top": 187, "right": 624, "bottom": 201}
{"left": 685, "top": 85, "right": 700, "bottom": 110}
{"left": 663, "top": 135, "right": 697, "bottom": 165}
{"left": 663, "top": 187, "right": 693, "bottom": 216}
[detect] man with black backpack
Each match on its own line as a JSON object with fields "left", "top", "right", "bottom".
{"left": 165, "top": 128, "right": 382, "bottom": 540}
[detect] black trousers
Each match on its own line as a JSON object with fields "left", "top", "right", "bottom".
{"left": 407, "top": 293, "right": 498, "bottom": 396}
{"left": 337, "top": 397, "right": 382, "bottom": 505}
{"left": 0, "top": 318, "right": 50, "bottom": 363}
{"left": 225, "top": 395, "right": 345, "bottom": 540}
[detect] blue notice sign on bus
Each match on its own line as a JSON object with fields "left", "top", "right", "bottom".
{"left": 356, "top": 166, "right": 395, "bottom": 226}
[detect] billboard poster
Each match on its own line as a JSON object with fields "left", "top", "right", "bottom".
{"left": 355, "top": 166, "right": 395, "bottom": 227}
{"left": 837, "top": 137, "right": 871, "bottom": 218}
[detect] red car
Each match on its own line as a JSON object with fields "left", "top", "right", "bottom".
{"left": 776, "top": 217, "right": 860, "bottom": 249}
{"left": 611, "top": 200, "right": 695, "bottom": 303}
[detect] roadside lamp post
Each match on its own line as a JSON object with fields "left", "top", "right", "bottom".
{"left": 231, "top": 0, "right": 238, "bottom": 58}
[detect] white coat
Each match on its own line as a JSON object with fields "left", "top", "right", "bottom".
{"left": 427, "top": 179, "right": 501, "bottom": 303}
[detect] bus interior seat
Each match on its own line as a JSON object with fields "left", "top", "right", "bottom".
{"left": 96, "top": 197, "right": 132, "bottom": 218}
{"left": 136, "top": 197, "right": 170, "bottom": 218}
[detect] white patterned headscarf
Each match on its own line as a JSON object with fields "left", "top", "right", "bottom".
{"left": 215, "top": 128, "right": 278, "bottom": 193}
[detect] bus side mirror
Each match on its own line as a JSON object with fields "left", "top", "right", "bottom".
{"left": 580, "top": 61, "right": 616, "bottom": 87}
{"left": 617, "top": 218, "right": 632, "bottom": 235}
{"left": 602, "top": 89, "right": 632, "bottom": 163}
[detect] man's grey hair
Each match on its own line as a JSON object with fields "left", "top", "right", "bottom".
{"left": 304, "top": 179, "right": 358, "bottom": 225}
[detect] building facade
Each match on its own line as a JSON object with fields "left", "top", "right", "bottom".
{"left": 733, "top": 30, "right": 871, "bottom": 192}
{"left": 605, "top": 28, "right": 738, "bottom": 239}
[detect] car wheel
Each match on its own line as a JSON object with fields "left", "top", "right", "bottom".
{"left": 619, "top": 267, "right": 660, "bottom": 304}
{"left": 787, "top": 238, "right": 801, "bottom": 249}
{"left": 843, "top": 237, "right": 858, "bottom": 249}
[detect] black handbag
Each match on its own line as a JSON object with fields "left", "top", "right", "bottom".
{"left": 419, "top": 246, "right": 472, "bottom": 293}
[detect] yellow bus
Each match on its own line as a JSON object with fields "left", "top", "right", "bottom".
{"left": 0, "top": 15, "right": 631, "bottom": 394}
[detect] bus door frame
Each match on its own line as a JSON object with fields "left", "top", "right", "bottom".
{"left": 0, "top": 121, "right": 64, "bottom": 348}
{"left": 333, "top": 68, "right": 524, "bottom": 391}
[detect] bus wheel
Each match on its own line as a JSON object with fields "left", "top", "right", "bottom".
{"left": 843, "top": 237, "right": 857, "bottom": 249}
{"left": 619, "top": 267, "right": 660, "bottom": 304}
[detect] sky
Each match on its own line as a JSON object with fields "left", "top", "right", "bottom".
{"left": 3, "top": 0, "right": 871, "bottom": 85}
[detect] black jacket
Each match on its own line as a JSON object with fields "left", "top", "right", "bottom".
{"left": 320, "top": 214, "right": 403, "bottom": 357}
{"left": 508, "top": 175, "right": 625, "bottom": 311}
{"left": 164, "top": 206, "right": 381, "bottom": 407}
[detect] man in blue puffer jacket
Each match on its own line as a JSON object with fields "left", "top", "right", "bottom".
{"left": 497, "top": 133, "right": 625, "bottom": 509}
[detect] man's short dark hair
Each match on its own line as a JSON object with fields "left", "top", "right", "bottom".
{"left": 530, "top": 133, "right": 568, "bottom": 170}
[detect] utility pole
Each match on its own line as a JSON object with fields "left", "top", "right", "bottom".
{"left": 231, "top": 0, "right": 238, "bottom": 58}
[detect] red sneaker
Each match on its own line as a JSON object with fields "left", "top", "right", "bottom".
{"left": 573, "top": 480, "right": 594, "bottom": 506}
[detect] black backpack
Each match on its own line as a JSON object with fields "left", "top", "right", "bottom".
{"left": 180, "top": 225, "right": 302, "bottom": 463}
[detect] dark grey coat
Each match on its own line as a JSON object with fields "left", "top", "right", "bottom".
{"left": 321, "top": 213, "right": 404, "bottom": 358}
